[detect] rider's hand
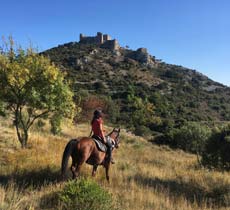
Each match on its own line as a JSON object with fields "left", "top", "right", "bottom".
{"left": 103, "top": 137, "right": 106, "bottom": 144}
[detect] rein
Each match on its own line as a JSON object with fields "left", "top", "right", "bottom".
{"left": 106, "top": 128, "right": 120, "bottom": 148}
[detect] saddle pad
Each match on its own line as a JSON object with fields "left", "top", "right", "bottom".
{"left": 93, "top": 138, "right": 107, "bottom": 152}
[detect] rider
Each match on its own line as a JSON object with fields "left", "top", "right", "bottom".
{"left": 91, "top": 109, "right": 115, "bottom": 164}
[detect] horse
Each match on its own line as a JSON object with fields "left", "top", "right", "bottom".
{"left": 61, "top": 128, "right": 120, "bottom": 182}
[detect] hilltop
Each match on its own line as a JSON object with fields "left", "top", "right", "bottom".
{"left": 42, "top": 34, "right": 230, "bottom": 136}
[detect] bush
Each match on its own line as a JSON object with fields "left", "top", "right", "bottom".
{"left": 59, "top": 179, "right": 115, "bottom": 210}
{"left": 202, "top": 125, "right": 230, "bottom": 171}
{"left": 94, "top": 81, "right": 105, "bottom": 93}
{"left": 33, "top": 119, "right": 46, "bottom": 132}
{"left": 134, "top": 125, "right": 152, "bottom": 137}
{"left": 104, "top": 96, "right": 120, "bottom": 124}
{"left": 166, "top": 122, "right": 211, "bottom": 154}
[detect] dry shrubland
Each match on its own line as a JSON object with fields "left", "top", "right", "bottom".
{"left": 0, "top": 118, "right": 229, "bottom": 210}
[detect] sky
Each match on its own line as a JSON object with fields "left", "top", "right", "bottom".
{"left": 0, "top": 0, "right": 230, "bottom": 86}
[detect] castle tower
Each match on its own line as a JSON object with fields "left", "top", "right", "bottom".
{"left": 103, "top": 34, "right": 111, "bottom": 41}
{"left": 97, "top": 32, "right": 103, "bottom": 44}
{"left": 112, "top": 39, "right": 119, "bottom": 50}
{"left": 80, "top": 33, "right": 84, "bottom": 41}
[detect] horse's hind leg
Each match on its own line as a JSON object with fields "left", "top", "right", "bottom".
{"left": 71, "top": 165, "right": 76, "bottom": 179}
{"left": 72, "top": 156, "right": 87, "bottom": 179}
{"left": 71, "top": 163, "right": 82, "bottom": 179}
{"left": 71, "top": 156, "right": 77, "bottom": 179}
{"left": 71, "top": 162, "right": 82, "bottom": 179}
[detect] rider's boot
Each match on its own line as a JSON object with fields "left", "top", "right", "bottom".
{"left": 108, "top": 147, "right": 115, "bottom": 164}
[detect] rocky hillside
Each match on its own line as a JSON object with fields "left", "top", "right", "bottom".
{"left": 42, "top": 41, "right": 230, "bottom": 133}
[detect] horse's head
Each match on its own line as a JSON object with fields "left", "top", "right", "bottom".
{"left": 109, "top": 128, "right": 120, "bottom": 148}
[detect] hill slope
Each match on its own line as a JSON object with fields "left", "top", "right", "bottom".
{"left": 42, "top": 41, "right": 230, "bottom": 133}
{"left": 0, "top": 119, "right": 229, "bottom": 210}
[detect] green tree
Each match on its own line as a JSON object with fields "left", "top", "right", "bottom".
{"left": 127, "top": 93, "right": 158, "bottom": 126}
{"left": 167, "top": 122, "right": 211, "bottom": 163}
{"left": 202, "top": 125, "right": 230, "bottom": 170}
{"left": 0, "top": 38, "right": 75, "bottom": 148}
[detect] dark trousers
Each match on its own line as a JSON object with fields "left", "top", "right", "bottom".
{"left": 92, "top": 135, "right": 113, "bottom": 160}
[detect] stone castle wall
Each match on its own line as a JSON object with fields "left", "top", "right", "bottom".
{"left": 80, "top": 32, "right": 102, "bottom": 44}
{"left": 101, "top": 39, "right": 119, "bottom": 51}
{"left": 103, "top": 34, "right": 111, "bottom": 41}
{"left": 79, "top": 32, "right": 119, "bottom": 50}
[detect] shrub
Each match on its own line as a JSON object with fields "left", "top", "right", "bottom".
{"left": 202, "top": 125, "right": 230, "bottom": 171}
{"left": 32, "top": 119, "right": 46, "bottom": 132}
{"left": 94, "top": 81, "right": 105, "bottom": 93}
{"left": 103, "top": 96, "right": 120, "bottom": 124}
{"left": 134, "top": 125, "right": 152, "bottom": 137}
{"left": 166, "top": 122, "right": 211, "bottom": 154}
{"left": 59, "top": 178, "right": 114, "bottom": 210}
{"left": 151, "top": 119, "right": 175, "bottom": 133}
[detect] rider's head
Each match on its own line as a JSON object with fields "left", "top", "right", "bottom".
{"left": 93, "top": 109, "right": 102, "bottom": 119}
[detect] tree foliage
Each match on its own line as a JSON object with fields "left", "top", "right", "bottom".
{"left": 0, "top": 37, "right": 75, "bottom": 147}
{"left": 202, "top": 125, "right": 230, "bottom": 170}
{"left": 125, "top": 85, "right": 161, "bottom": 135}
{"left": 166, "top": 122, "right": 211, "bottom": 155}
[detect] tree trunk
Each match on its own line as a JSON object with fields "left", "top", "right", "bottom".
{"left": 21, "top": 130, "right": 28, "bottom": 148}
{"left": 13, "top": 106, "right": 49, "bottom": 148}
{"left": 14, "top": 109, "right": 29, "bottom": 148}
{"left": 15, "top": 123, "right": 28, "bottom": 148}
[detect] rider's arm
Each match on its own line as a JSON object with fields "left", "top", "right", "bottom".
{"left": 89, "top": 129, "right": 93, "bottom": 137}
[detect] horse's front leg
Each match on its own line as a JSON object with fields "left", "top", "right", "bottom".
{"left": 105, "top": 162, "right": 111, "bottom": 183}
{"left": 92, "top": 165, "right": 98, "bottom": 177}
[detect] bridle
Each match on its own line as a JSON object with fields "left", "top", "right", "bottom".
{"left": 107, "top": 128, "right": 120, "bottom": 148}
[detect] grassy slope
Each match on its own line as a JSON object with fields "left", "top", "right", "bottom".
{"left": 0, "top": 119, "right": 229, "bottom": 210}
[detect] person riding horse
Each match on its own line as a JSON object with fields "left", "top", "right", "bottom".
{"left": 61, "top": 126, "right": 120, "bottom": 182}
{"left": 90, "top": 109, "right": 115, "bottom": 164}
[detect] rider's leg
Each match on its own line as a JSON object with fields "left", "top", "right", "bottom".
{"left": 106, "top": 141, "right": 115, "bottom": 164}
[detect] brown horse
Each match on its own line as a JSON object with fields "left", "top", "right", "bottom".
{"left": 61, "top": 128, "right": 120, "bottom": 182}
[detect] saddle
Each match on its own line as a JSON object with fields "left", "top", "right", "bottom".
{"left": 92, "top": 136, "right": 107, "bottom": 153}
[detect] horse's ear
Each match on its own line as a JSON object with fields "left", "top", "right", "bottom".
{"left": 113, "top": 127, "right": 120, "bottom": 133}
{"left": 115, "top": 128, "right": 120, "bottom": 133}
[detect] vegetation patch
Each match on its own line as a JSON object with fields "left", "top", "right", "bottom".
{"left": 59, "top": 178, "right": 117, "bottom": 210}
{"left": 202, "top": 125, "right": 230, "bottom": 171}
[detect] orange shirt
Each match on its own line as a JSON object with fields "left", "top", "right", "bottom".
{"left": 92, "top": 118, "right": 104, "bottom": 138}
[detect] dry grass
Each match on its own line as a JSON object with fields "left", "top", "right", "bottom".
{"left": 0, "top": 118, "right": 229, "bottom": 210}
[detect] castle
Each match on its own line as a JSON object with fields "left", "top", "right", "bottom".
{"left": 79, "top": 32, "right": 120, "bottom": 50}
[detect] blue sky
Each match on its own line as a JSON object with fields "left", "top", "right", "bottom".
{"left": 1, "top": 0, "right": 229, "bottom": 85}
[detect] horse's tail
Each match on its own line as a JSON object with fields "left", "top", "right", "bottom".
{"left": 61, "top": 139, "right": 78, "bottom": 179}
